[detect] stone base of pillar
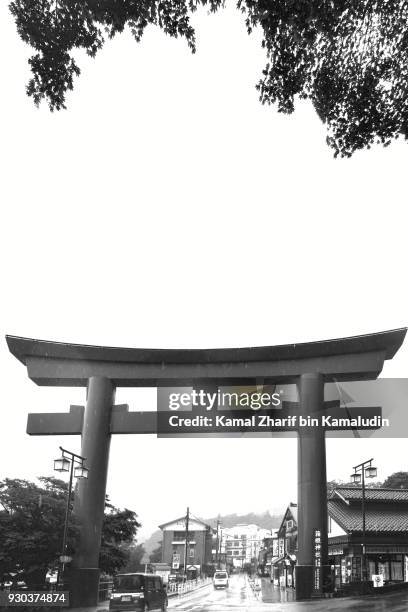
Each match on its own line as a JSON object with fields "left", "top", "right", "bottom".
{"left": 295, "top": 565, "right": 334, "bottom": 600}
{"left": 295, "top": 565, "right": 314, "bottom": 600}
{"left": 69, "top": 568, "right": 100, "bottom": 608}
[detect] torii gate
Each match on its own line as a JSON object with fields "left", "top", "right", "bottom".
{"left": 6, "top": 328, "right": 406, "bottom": 606}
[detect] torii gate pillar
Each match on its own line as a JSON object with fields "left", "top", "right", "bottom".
{"left": 296, "top": 372, "right": 328, "bottom": 599}
{"left": 70, "top": 377, "right": 114, "bottom": 607}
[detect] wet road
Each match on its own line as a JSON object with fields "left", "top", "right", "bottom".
{"left": 168, "top": 574, "right": 260, "bottom": 612}
{"left": 167, "top": 575, "right": 408, "bottom": 612}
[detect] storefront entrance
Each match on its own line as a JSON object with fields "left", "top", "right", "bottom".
{"left": 329, "top": 552, "right": 408, "bottom": 587}
{"left": 368, "top": 555, "right": 404, "bottom": 582}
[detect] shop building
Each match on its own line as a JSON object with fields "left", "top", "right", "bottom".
{"left": 221, "top": 524, "right": 271, "bottom": 569}
{"left": 271, "top": 503, "right": 298, "bottom": 588}
{"left": 257, "top": 529, "right": 278, "bottom": 576}
{"left": 159, "top": 516, "right": 214, "bottom": 578}
{"left": 328, "top": 487, "right": 408, "bottom": 587}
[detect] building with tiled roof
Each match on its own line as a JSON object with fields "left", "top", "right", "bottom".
{"left": 331, "top": 487, "right": 408, "bottom": 504}
{"left": 328, "top": 487, "right": 408, "bottom": 587}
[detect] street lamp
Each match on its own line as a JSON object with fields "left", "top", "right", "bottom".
{"left": 54, "top": 457, "right": 70, "bottom": 472}
{"left": 350, "top": 472, "right": 361, "bottom": 485}
{"left": 53, "top": 447, "right": 88, "bottom": 589}
{"left": 350, "top": 458, "right": 377, "bottom": 587}
{"left": 73, "top": 465, "right": 89, "bottom": 479}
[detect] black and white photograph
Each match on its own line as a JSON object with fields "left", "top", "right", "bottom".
{"left": 1, "top": 1, "right": 408, "bottom": 611}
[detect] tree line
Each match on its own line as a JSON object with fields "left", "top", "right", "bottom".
{"left": 0, "top": 476, "right": 143, "bottom": 587}
{"left": 9, "top": 0, "right": 408, "bottom": 157}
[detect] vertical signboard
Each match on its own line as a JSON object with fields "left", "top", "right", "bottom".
{"left": 341, "top": 558, "right": 346, "bottom": 584}
{"left": 313, "top": 529, "right": 322, "bottom": 594}
{"left": 172, "top": 553, "right": 180, "bottom": 569}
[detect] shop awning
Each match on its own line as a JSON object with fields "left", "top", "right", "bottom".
{"left": 366, "top": 546, "right": 408, "bottom": 554}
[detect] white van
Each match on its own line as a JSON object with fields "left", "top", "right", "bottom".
{"left": 213, "top": 571, "right": 229, "bottom": 589}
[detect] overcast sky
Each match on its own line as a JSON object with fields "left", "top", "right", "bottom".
{"left": 1, "top": 2, "right": 407, "bottom": 542}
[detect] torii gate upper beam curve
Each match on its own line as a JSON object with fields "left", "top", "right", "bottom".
{"left": 6, "top": 328, "right": 405, "bottom": 387}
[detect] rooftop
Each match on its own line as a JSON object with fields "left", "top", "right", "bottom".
{"left": 158, "top": 516, "right": 212, "bottom": 530}
{"left": 328, "top": 499, "right": 408, "bottom": 533}
{"left": 331, "top": 487, "right": 408, "bottom": 504}
{"left": 278, "top": 503, "right": 298, "bottom": 533}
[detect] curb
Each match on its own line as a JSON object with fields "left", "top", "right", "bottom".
{"left": 168, "top": 581, "right": 212, "bottom": 600}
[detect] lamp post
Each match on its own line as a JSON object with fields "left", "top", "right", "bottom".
{"left": 215, "top": 520, "right": 221, "bottom": 570}
{"left": 350, "top": 458, "right": 377, "bottom": 586}
{"left": 54, "top": 446, "right": 88, "bottom": 589}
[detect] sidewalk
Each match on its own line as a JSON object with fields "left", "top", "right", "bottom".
{"left": 260, "top": 580, "right": 296, "bottom": 604}
{"left": 258, "top": 580, "right": 408, "bottom": 611}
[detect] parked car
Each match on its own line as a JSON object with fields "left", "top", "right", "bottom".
{"left": 0, "top": 575, "right": 27, "bottom": 591}
{"left": 14, "top": 580, "right": 28, "bottom": 590}
{"left": 213, "top": 571, "right": 229, "bottom": 589}
{"left": 110, "top": 573, "right": 167, "bottom": 612}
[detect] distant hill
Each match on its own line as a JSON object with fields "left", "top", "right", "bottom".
{"left": 141, "top": 529, "right": 163, "bottom": 563}
{"left": 140, "top": 510, "right": 283, "bottom": 562}
{"left": 203, "top": 511, "right": 282, "bottom": 531}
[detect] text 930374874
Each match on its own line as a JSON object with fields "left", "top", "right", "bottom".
{"left": 0, "top": 592, "right": 69, "bottom": 607}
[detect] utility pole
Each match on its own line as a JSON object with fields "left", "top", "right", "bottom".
{"left": 184, "top": 507, "right": 190, "bottom": 580}
{"left": 215, "top": 519, "right": 220, "bottom": 569}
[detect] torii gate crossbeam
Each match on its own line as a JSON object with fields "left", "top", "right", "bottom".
{"left": 6, "top": 328, "right": 406, "bottom": 607}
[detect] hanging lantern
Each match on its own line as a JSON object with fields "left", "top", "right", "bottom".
{"left": 74, "top": 465, "right": 89, "bottom": 479}
{"left": 54, "top": 457, "right": 70, "bottom": 472}
{"left": 350, "top": 472, "right": 361, "bottom": 484}
{"left": 365, "top": 466, "right": 377, "bottom": 479}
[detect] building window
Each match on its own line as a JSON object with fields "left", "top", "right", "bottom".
{"left": 189, "top": 547, "right": 195, "bottom": 558}
{"left": 173, "top": 531, "right": 196, "bottom": 542}
{"left": 286, "top": 520, "right": 293, "bottom": 530}
{"left": 391, "top": 559, "right": 403, "bottom": 581}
